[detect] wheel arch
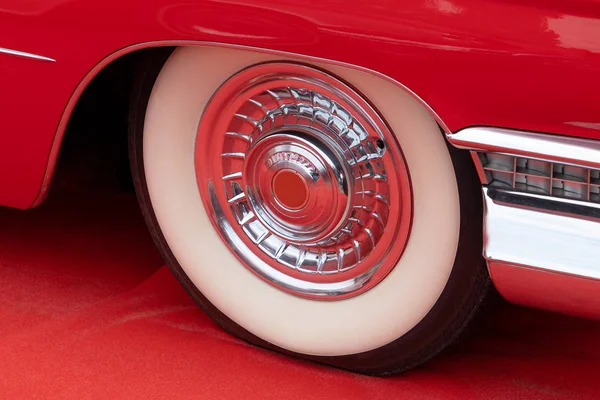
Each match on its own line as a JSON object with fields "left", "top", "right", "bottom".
{"left": 33, "top": 41, "right": 451, "bottom": 207}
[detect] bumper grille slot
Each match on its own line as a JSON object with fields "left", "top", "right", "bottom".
{"left": 476, "top": 152, "right": 599, "bottom": 202}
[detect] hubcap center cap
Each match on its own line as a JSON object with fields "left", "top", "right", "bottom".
{"left": 272, "top": 170, "right": 309, "bottom": 210}
{"left": 244, "top": 130, "right": 352, "bottom": 244}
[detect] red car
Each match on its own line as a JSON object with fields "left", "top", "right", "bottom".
{"left": 1, "top": 0, "right": 599, "bottom": 375}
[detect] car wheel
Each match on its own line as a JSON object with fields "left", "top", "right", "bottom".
{"left": 129, "top": 46, "right": 489, "bottom": 375}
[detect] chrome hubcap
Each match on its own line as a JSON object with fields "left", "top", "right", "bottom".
{"left": 195, "top": 63, "right": 412, "bottom": 299}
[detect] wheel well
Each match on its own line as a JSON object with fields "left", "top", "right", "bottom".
{"left": 44, "top": 43, "right": 455, "bottom": 203}
{"left": 47, "top": 47, "right": 174, "bottom": 199}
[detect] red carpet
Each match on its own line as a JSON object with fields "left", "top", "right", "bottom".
{"left": 1, "top": 193, "right": 599, "bottom": 399}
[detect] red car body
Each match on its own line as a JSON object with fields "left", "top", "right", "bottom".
{"left": 1, "top": 0, "right": 600, "bottom": 209}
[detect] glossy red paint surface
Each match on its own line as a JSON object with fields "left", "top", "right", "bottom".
{"left": 1, "top": 0, "right": 600, "bottom": 208}
{"left": 490, "top": 262, "right": 600, "bottom": 320}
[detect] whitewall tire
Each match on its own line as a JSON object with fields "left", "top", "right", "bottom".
{"left": 129, "top": 46, "right": 488, "bottom": 375}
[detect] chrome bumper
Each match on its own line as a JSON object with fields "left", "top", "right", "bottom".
{"left": 484, "top": 187, "right": 600, "bottom": 280}
{"left": 483, "top": 187, "right": 600, "bottom": 319}
{"left": 449, "top": 127, "right": 600, "bottom": 319}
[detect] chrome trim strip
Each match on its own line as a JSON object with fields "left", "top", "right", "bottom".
{"left": 32, "top": 40, "right": 449, "bottom": 208}
{"left": 483, "top": 186, "right": 600, "bottom": 280}
{"left": 0, "top": 46, "right": 55, "bottom": 62}
{"left": 448, "top": 126, "right": 600, "bottom": 169}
